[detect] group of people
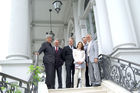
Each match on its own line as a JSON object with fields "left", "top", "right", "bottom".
{"left": 35, "top": 34, "right": 101, "bottom": 89}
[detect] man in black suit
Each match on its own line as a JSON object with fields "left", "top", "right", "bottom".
{"left": 62, "top": 38, "right": 76, "bottom": 88}
{"left": 35, "top": 34, "right": 55, "bottom": 89}
{"left": 53, "top": 40, "right": 64, "bottom": 88}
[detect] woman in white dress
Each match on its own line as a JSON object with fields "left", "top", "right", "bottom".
{"left": 73, "top": 42, "right": 86, "bottom": 88}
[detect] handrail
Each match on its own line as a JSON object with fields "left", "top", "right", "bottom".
{"left": 99, "top": 54, "right": 140, "bottom": 92}
{"left": 99, "top": 54, "right": 140, "bottom": 66}
{"left": 0, "top": 55, "right": 39, "bottom": 83}
{"left": 0, "top": 72, "right": 28, "bottom": 84}
{"left": 0, "top": 54, "right": 39, "bottom": 93}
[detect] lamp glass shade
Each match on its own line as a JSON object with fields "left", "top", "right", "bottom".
{"left": 53, "top": 0, "right": 62, "bottom": 13}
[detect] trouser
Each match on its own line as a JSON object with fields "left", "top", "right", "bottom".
{"left": 65, "top": 64, "right": 75, "bottom": 88}
{"left": 85, "top": 64, "right": 90, "bottom": 86}
{"left": 74, "top": 68, "right": 86, "bottom": 88}
{"left": 55, "top": 66, "right": 62, "bottom": 88}
{"left": 44, "top": 62, "right": 55, "bottom": 89}
{"left": 88, "top": 61, "right": 101, "bottom": 85}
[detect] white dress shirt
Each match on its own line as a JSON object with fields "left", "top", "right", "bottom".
{"left": 55, "top": 46, "right": 59, "bottom": 50}
{"left": 87, "top": 41, "right": 92, "bottom": 56}
{"left": 69, "top": 45, "right": 74, "bottom": 49}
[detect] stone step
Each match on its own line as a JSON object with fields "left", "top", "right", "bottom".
{"left": 48, "top": 86, "right": 107, "bottom": 93}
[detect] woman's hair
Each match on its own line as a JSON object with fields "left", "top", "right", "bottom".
{"left": 77, "top": 42, "right": 84, "bottom": 50}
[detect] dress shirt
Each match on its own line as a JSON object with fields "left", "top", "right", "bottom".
{"left": 69, "top": 45, "right": 74, "bottom": 49}
{"left": 87, "top": 41, "right": 92, "bottom": 56}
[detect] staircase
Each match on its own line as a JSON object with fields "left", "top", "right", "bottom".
{"left": 48, "top": 86, "right": 107, "bottom": 93}
{"left": 46, "top": 80, "right": 132, "bottom": 93}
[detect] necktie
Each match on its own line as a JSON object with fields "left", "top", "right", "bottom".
{"left": 56, "top": 47, "right": 58, "bottom": 53}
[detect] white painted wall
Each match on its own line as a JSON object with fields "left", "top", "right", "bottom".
{"left": 128, "top": 0, "right": 140, "bottom": 48}
{"left": 0, "top": 60, "right": 32, "bottom": 81}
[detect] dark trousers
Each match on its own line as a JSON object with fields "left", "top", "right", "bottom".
{"left": 44, "top": 62, "right": 55, "bottom": 89}
{"left": 65, "top": 64, "right": 75, "bottom": 88}
{"left": 55, "top": 66, "right": 62, "bottom": 88}
{"left": 85, "top": 64, "right": 90, "bottom": 86}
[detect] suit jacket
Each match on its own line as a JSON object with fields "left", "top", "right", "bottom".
{"left": 84, "top": 43, "right": 88, "bottom": 63}
{"left": 62, "top": 45, "right": 76, "bottom": 66}
{"left": 53, "top": 47, "right": 64, "bottom": 68}
{"left": 38, "top": 42, "right": 55, "bottom": 64}
{"left": 88, "top": 40, "right": 98, "bottom": 63}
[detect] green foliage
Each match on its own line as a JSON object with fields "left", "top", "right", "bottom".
{"left": 15, "top": 89, "right": 21, "bottom": 93}
{"left": 0, "top": 87, "right": 5, "bottom": 90}
{"left": 29, "top": 65, "right": 43, "bottom": 85}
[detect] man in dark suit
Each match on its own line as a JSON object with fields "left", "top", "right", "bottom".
{"left": 62, "top": 38, "right": 76, "bottom": 88}
{"left": 35, "top": 34, "right": 55, "bottom": 89}
{"left": 53, "top": 40, "right": 64, "bottom": 88}
{"left": 82, "top": 37, "right": 90, "bottom": 87}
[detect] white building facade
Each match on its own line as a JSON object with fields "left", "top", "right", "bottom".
{"left": 0, "top": 0, "right": 140, "bottom": 93}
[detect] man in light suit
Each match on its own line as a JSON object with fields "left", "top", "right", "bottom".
{"left": 86, "top": 34, "right": 101, "bottom": 86}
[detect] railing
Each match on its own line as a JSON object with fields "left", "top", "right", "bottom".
{"left": 0, "top": 55, "right": 39, "bottom": 93}
{"left": 99, "top": 54, "right": 140, "bottom": 92}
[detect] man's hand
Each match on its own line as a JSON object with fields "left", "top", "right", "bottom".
{"left": 35, "top": 52, "right": 39, "bottom": 55}
{"left": 94, "top": 58, "right": 98, "bottom": 63}
{"left": 86, "top": 63, "right": 88, "bottom": 66}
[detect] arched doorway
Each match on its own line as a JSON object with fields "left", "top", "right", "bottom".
{"left": 65, "top": 19, "right": 75, "bottom": 45}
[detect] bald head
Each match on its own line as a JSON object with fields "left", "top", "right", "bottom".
{"left": 86, "top": 34, "right": 92, "bottom": 42}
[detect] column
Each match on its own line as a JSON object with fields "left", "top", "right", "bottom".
{"left": 6, "top": 0, "right": 31, "bottom": 59}
{"left": 105, "top": 0, "right": 138, "bottom": 50}
{"left": 128, "top": 0, "right": 140, "bottom": 47}
{"left": 79, "top": 19, "right": 88, "bottom": 38}
{"left": 64, "top": 25, "right": 68, "bottom": 46}
{"left": 73, "top": 0, "right": 81, "bottom": 45}
{"left": 88, "top": 10, "right": 95, "bottom": 39}
{"left": 92, "top": 0, "right": 113, "bottom": 54}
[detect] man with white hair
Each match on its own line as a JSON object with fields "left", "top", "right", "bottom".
{"left": 86, "top": 34, "right": 101, "bottom": 86}
{"left": 35, "top": 34, "right": 55, "bottom": 89}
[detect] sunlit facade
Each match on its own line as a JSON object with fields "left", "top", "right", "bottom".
{"left": 0, "top": 0, "right": 140, "bottom": 93}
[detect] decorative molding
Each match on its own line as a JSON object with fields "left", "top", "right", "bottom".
{"left": 31, "top": 20, "right": 65, "bottom": 28}
{"left": 6, "top": 55, "right": 30, "bottom": 59}
{"left": 110, "top": 48, "right": 140, "bottom": 57}
{"left": 32, "top": 39, "right": 44, "bottom": 43}
{"left": 113, "top": 43, "right": 137, "bottom": 50}
{"left": 0, "top": 60, "right": 33, "bottom": 65}
{"left": 32, "top": 20, "right": 65, "bottom": 25}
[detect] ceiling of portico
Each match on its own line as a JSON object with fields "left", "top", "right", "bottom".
{"left": 32, "top": 0, "right": 73, "bottom": 25}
